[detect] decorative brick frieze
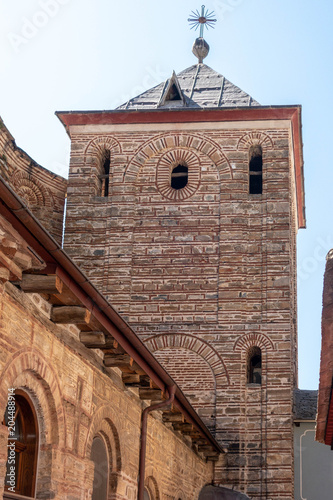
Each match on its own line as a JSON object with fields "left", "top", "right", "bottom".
{"left": 0, "top": 120, "right": 67, "bottom": 243}
{"left": 124, "top": 132, "right": 232, "bottom": 181}
{"left": 237, "top": 131, "right": 275, "bottom": 152}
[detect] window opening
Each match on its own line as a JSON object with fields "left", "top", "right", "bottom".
{"left": 3, "top": 391, "right": 38, "bottom": 497}
{"left": 166, "top": 83, "right": 182, "bottom": 101}
{"left": 248, "top": 347, "right": 262, "bottom": 384}
{"left": 171, "top": 163, "right": 188, "bottom": 190}
{"left": 144, "top": 488, "right": 151, "bottom": 500}
{"left": 91, "top": 435, "right": 109, "bottom": 500}
{"left": 249, "top": 145, "right": 262, "bottom": 194}
{"left": 100, "top": 150, "right": 110, "bottom": 197}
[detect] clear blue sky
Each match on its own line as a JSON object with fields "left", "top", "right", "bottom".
{"left": 1, "top": 0, "right": 332, "bottom": 389}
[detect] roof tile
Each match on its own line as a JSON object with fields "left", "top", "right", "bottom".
{"left": 117, "top": 64, "right": 259, "bottom": 110}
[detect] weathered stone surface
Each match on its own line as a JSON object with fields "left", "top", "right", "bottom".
{"left": 0, "top": 280, "right": 212, "bottom": 499}
{"left": 63, "top": 123, "right": 300, "bottom": 499}
{"left": 294, "top": 389, "right": 318, "bottom": 420}
{"left": 0, "top": 119, "right": 67, "bottom": 243}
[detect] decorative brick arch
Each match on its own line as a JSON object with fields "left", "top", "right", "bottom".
{"left": 0, "top": 348, "right": 66, "bottom": 498}
{"left": 125, "top": 132, "right": 232, "bottom": 180}
{"left": 11, "top": 171, "right": 54, "bottom": 208}
{"left": 237, "top": 131, "right": 274, "bottom": 152}
{"left": 0, "top": 348, "right": 66, "bottom": 447}
{"left": 174, "top": 489, "right": 185, "bottom": 500}
{"left": 145, "top": 472, "right": 161, "bottom": 500}
{"left": 233, "top": 332, "right": 275, "bottom": 352}
{"left": 85, "top": 404, "right": 122, "bottom": 473}
{"left": 84, "top": 135, "right": 122, "bottom": 164}
{"left": 145, "top": 334, "right": 229, "bottom": 387}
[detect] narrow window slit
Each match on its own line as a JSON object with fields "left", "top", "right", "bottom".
{"left": 247, "top": 346, "right": 262, "bottom": 384}
{"left": 100, "top": 150, "right": 110, "bottom": 197}
{"left": 249, "top": 145, "right": 262, "bottom": 194}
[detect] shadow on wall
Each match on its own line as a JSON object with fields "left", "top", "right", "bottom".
{"left": 199, "top": 485, "right": 251, "bottom": 500}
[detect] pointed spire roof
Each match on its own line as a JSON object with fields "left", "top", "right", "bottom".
{"left": 117, "top": 64, "right": 259, "bottom": 110}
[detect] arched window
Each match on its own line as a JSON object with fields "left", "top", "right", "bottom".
{"left": 249, "top": 145, "right": 262, "bottom": 194}
{"left": 247, "top": 347, "right": 262, "bottom": 384}
{"left": 144, "top": 487, "right": 152, "bottom": 500}
{"left": 3, "top": 390, "right": 38, "bottom": 497}
{"left": 99, "top": 150, "right": 111, "bottom": 197}
{"left": 171, "top": 163, "right": 188, "bottom": 190}
{"left": 91, "top": 435, "right": 109, "bottom": 500}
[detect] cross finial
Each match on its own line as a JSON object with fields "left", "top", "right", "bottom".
{"left": 188, "top": 5, "right": 217, "bottom": 63}
{"left": 188, "top": 5, "right": 217, "bottom": 38}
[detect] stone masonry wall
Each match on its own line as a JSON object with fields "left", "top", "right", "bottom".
{"left": 0, "top": 118, "right": 67, "bottom": 243}
{"left": 64, "top": 124, "right": 299, "bottom": 499}
{"left": 0, "top": 280, "right": 212, "bottom": 500}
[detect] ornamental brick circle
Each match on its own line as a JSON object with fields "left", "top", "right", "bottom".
{"left": 11, "top": 171, "right": 53, "bottom": 207}
{"left": 156, "top": 148, "right": 201, "bottom": 200}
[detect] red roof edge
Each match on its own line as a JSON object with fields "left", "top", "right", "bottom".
{"left": 56, "top": 105, "right": 306, "bottom": 229}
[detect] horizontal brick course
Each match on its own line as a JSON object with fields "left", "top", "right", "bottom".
{"left": 64, "top": 124, "right": 299, "bottom": 499}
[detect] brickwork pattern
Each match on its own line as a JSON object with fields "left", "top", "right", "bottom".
{"left": 64, "top": 124, "right": 298, "bottom": 499}
{"left": 0, "top": 120, "right": 67, "bottom": 243}
{"left": 0, "top": 282, "right": 212, "bottom": 499}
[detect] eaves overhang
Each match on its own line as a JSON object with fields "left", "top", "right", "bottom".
{"left": 56, "top": 105, "right": 306, "bottom": 229}
{"left": 0, "top": 175, "right": 222, "bottom": 456}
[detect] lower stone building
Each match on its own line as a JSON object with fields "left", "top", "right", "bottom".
{"left": 294, "top": 390, "right": 333, "bottom": 500}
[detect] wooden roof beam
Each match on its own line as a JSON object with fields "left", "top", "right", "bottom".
{"left": 51, "top": 305, "right": 90, "bottom": 324}
{"left": 139, "top": 388, "right": 165, "bottom": 402}
{"left": 104, "top": 354, "right": 133, "bottom": 370}
{"left": 80, "top": 331, "right": 106, "bottom": 347}
{"left": 20, "top": 273, "right": 64, "bottom": 294}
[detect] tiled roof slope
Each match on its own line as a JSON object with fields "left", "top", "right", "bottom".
{"left": 117, "top": 64, "right": 260, "bottom": 110}
{"left": 294, "top": 389, "right": 318, "bottom": 420}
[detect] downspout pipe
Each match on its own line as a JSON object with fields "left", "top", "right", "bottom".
{"left": 138, "top": 385, "right": 176, "bottom": 500}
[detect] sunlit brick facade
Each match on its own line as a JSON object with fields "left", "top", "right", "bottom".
{"left": 60, "top": 69, "right": 305, "bottom": 498}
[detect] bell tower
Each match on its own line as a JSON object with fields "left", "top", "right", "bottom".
{"left": 57, "top": 11, "right": 305, "bottom": 499}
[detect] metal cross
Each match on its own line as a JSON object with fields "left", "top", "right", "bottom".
{"left": 188, "top": 5, "right": 217, "bottom": 38}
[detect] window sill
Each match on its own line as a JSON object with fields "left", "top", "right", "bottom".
{"left": 246, "top": 383, "right": 261, "bottom": 388}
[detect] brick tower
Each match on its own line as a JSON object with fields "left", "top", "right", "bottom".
{"left": 58, "top": 39, "right": 305, "bottom": 499}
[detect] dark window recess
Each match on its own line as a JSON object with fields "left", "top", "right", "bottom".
{"left": 166, "top": 83, "right": 182, "bottom": 101}
{"left": 249, "top": 145, "right": 262, "bottom": 194}
{"left": 248, "top": 347, "right": 262, "bottom": 384}
{"left": 99, "top": 150, "right": 110, "bottom": 197}
{"left": 91, "top": 436, "right": 108, "bottom": 500}
{"left": 3, "top": 391, "right": 38, "bottom": 497}
{"left": 171, "top": 164, "right": 188, "bottom": 190}
{"left": 143, "top": 488, "right": 151, "bottom": 500}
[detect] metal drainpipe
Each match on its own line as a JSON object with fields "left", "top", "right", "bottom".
{"left": 138, "top": 385, "right": 176, "bottom": 500}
